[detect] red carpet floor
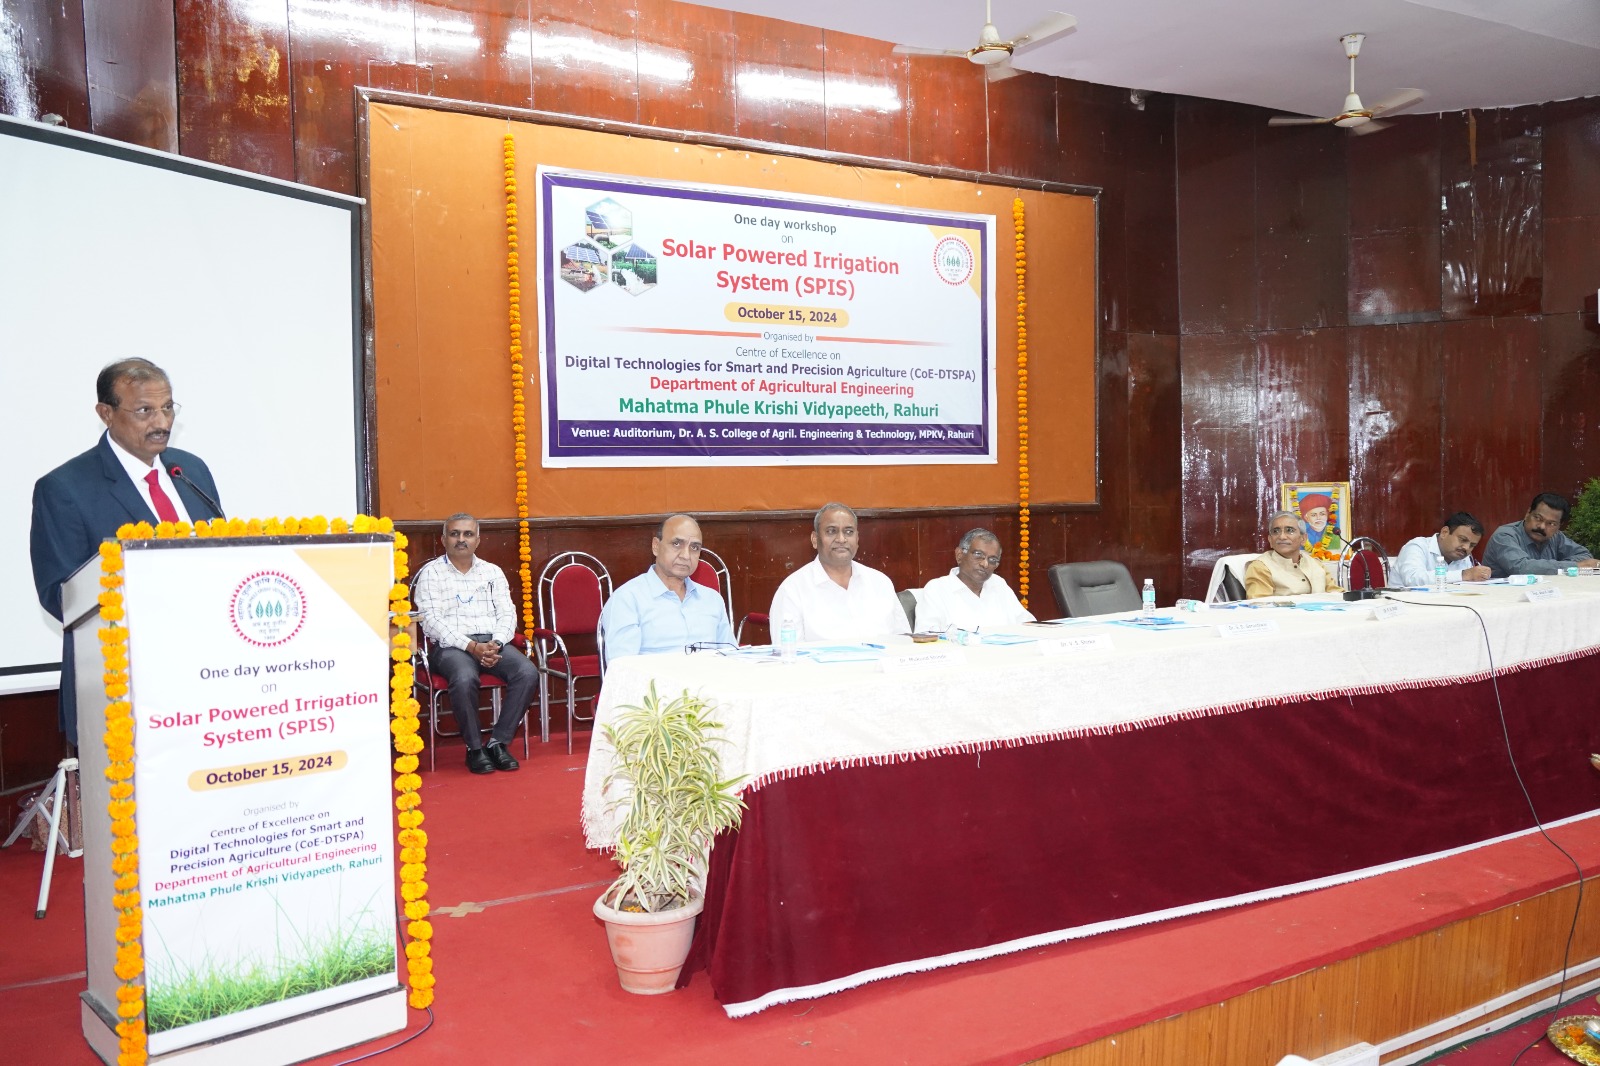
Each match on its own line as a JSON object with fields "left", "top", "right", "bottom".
{"left": 5, "top": 738, "right": 1600, "bottom": 1066}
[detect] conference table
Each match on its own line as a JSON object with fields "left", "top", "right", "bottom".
{"left": 581, "top": 580, "right": 1600, "bottom": 1017}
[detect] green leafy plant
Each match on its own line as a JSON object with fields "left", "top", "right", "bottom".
{"left": 1568, "top": 477, "right": 1600, "bottom": 558}
{"left": 599, "top": 683, "right": 745, "bottom": 914}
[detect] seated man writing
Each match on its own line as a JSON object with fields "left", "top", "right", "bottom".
{"left": 413, "top": 513, "right": 537, "bottom": 775}
{"left": 1482, "top": 493, "right": 1595, "bottom": 578}
{"left": 1244, "top": 510, "right": 1342, "bottom": 598}
{"left": 917, "top": 527, "right": 1034, "bottom": 633}
{"left": 601, "top": 513, "right": 733, "bottom": 658}
{"left": 1392, "top": 512, "right": 1492, "bottom": 585}
{"left": 769, "top": 502, "right": 910, "bottom": 641}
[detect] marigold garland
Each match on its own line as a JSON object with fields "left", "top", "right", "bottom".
{"left": 101, "top": 514, "right": 434, "bottom": 1032}
{"left": 97, "top": 539, "right": 145, "bottom": 1066}
{"left": 504, "top": 133, "right": 536, "bottom": 639}
{"left": 1013, "top": 197, "right": 1031, "bottom": 608}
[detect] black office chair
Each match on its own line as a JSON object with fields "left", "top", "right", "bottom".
{"left": 1048, "top": 561, "right": 1141, "bottom": 617}
{"left": 896, "top": 589, "right": 918, "bottom": 630}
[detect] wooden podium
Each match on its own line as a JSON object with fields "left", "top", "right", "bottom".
{"left": 65, "top": 534, "right": 408, "bottom": 1064}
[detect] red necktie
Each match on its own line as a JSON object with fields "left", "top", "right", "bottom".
{"left": 145, "top": 469, "right": 180, "bottom": 523}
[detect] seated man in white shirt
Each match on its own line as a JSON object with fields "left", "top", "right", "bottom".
{"left": 600, "top": 513, "right": 734, "bottom": 659}
{"left": 769, "top": 502, "right": 910, "bottom": 642}
{"left": 917, "top": 527, "right": 1035, "bottom": 633}
{"left": 1392, "top": 512, "right": 1492, "bottom": 586}
{"left": 413, "top": 513, "right": 537, "bottom": 775}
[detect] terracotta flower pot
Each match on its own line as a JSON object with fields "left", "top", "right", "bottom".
{"left": 593, "top": 894, "right": 704, "bottom": 995}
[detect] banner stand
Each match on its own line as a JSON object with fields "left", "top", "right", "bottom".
{"left": 67, "top": 534, "right": 408, "bottom": 1065}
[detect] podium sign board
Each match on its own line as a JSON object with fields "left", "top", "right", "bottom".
{"left": 70, "top": 535, "right": 407, "bottom": 1064}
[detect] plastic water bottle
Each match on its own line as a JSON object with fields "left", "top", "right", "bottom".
{"left": 1141, "top": 578, "right": 1156, "bottom": 615}
{"left": 778, "top": 616, "right": 798, "bottom": 661}
{"left": 1433, "top": 561, "right": 1447, "bottom": 587}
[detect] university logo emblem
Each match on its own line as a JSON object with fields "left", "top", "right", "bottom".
{"left": 932, "top": 235, "right": 974, "bottom": 286}
{"left": 230, "top": 571, "right": 306, "bottom": 647}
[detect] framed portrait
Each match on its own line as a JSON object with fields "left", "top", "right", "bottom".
{"left": 1280, "top": 482, "right": 1352, "bottom": 562}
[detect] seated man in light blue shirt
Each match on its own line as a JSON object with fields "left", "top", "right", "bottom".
{"left": 601, "top": 513, "right": 734, "bottom": 660}
{"left": 1392, "top": 511, "right": 1492, "bottom": 586}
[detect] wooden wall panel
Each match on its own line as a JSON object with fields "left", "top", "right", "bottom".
{"left": 1255, "top": 124, "right": 1347, "bottom": 331}
{"left": 1347, "top": 114, "right": 1440, "bottom": 322}
{"left": 0, "top": 0, "right": 90, "bottom": 130}
{"left": 1541, "top": 314, "right": 1600, "bottom": 503}
{"left": 1439, "top": 106, "right": 1543, "bottom": 319}
{"left": 531, "top": 0, "right": 643, "bottom": 121}
{"left": 1348, "top": 323, "right": 1444, "bottom": 550}
{"left": 1439, "top": 316, "right": 1543, "bottom": 528}
{"left": 83, "top": 0, "right": 177, "bottom": 151}
{"left": 289, "top": 0, "right": 422, "bottom": 194}
{"left": 818, "top": 29, "right": 907, "bottom": 161}
{"left": 1176, "top": 97, "right": 1257, "bottom": 335}
{"left": 730, "top": 10, "right": 825, "bottom": 150}
{"left": 986, "top": 70, "right": 1058, "bottom": 180}
{"left": 175, "top": 0, "right": 294, "bottom": 178}
{"left": 1121, "top": 93, "right": 1179, "bottom": 336}
{"left": 634, "top": 0, "right": 735, "bottom": 135}
{"left": 1254, "top": 329, "right": 1350, "bottom": 503}
{"left": 1179, "top": 331, "right": 1258, "bottom": 595}
{"left": 418, "top": 0, "right": 532, "bottom": 112}
{"left": 904, "top": 55, "right": 986, "bottom": 172}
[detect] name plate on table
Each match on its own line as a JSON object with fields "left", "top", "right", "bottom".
{"left": 1371, "top": 601, "right": 1403, "bottom": 622}
{"left": 1218, "top": 619, "right": 1280, "bottom": 639}
{"left": 1039, "top": 634, "right": 1115, "bottom": 656}
{"left": 880, "top": 647, "right": 966, "bottom": 673}
{"left": 1525, "top": 585, "right": 1563, "bottom": 604}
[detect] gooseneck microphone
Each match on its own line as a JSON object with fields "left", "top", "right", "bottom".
{"left": 167, "top": 464, "right": 225, "bottom": 520}
{"left": 1342, "top": 535, "right": 1391, "bottom": 601}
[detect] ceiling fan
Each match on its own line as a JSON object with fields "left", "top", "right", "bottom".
{"left": 892, "top": 1, "right": 1078, "bottom": 83}
{"left": 1268, "top": 33, "right": 1427, "bottom": 135}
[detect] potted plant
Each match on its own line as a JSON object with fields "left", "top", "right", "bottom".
{"left": 1568, "top": 477, "right": 1600, "bottom": 559}
{"left": 593, "top": 682, "right": 745, "bottom": 994}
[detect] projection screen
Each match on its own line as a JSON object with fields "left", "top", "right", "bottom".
{"left": 0, "top": 115, "right": 366, "bottom": 695}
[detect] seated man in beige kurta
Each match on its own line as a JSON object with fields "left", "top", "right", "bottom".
{"left": 1244, "top": 510, "right": 1344, "bottom": 598}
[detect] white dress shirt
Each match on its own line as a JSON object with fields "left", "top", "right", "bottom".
{"left": 768, "top": 558, "right": 910, "bottom": 642}
{"left": 1392, "top": 535, "right": 1477, "bottom": 586}
{"left": 916, "top": 569, "right": 1035, "bottom": 633}
{"left": 106, "top": 432, "right": 192, "bottom": 525}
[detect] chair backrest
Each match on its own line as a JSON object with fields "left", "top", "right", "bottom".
{"left": 692, "top": 547, "right": 735, "bottom": 624}
{"left": 1347, "top": 549, "right": 1386, "bottom": 591}
{"left": 1204, "top": 553, "right": 1260, "bottom": 602}
{"left": 1048, "top": 561, "right": 1141, "bottom": 618}
{"left": 897, "top": 589, "right": 918, "bottom": 631}
{"left": 538, "top": 551, "right": 612, "bottom": 639}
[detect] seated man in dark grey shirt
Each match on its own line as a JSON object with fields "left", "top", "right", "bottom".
{"left": 1482, "top": 492, "right": 1595, "bottom": 578}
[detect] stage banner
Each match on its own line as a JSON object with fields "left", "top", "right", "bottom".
{"left": 536, "top": 167, "right": 997, "bottom": 467}
{"left": 122, "top": 538, "right": 399, "bottom": 1055}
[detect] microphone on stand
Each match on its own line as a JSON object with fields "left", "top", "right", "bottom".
{"left": 167, "top": 464, "right": 224, "bottom": 520}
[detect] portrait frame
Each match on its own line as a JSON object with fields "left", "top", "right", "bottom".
{"left": 1280, "top": 482, "right": 1352, "bottom": 563}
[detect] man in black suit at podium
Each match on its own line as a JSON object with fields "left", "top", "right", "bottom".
{"left": 29, "top": 358, "right": 224, "bottom": 742}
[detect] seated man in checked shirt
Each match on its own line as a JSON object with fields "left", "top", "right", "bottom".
{"left": 412, "top": 513, "right": 537, "bottom": 775}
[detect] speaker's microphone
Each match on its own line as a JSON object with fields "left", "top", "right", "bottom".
{"left": 168, "top": 465, "right": 224, "bottom": 520}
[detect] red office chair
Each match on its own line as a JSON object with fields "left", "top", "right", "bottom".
{"left": 691, "top": 546, "right": 768, "bottom": 644}
{"left": 531, "top": 552, "right": 612, "bottom": 753}
{"left": 692, "top": 547, "right": 735, "bottom": 625}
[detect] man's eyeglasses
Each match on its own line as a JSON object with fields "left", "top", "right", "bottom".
{"left": 1269, "top": 525, "right": 1300, "bottom": 535}
{"left": 113, "top": 403, "right": 181, "bottom": 422}
{"left": 964, "top": 548, "right": 1002, "bottom": 566}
